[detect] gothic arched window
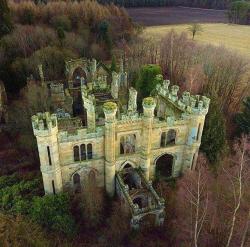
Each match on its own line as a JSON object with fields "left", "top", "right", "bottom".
{"left": 87, "top": 143, "right": 92, "bottom": 159}
{"left": 80, "top": 144, "right": 86, "bottom": 161}
{"left": 73, "top": 146, "right": 80, "bottom": 161}
{"left": 73, "top": 173, "right": 81, "bottom": 193}
{"left": 88, "top": 170, "right": 96, "bottom": 185}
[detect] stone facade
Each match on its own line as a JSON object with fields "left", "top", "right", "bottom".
{"left": 32, "top": 58, "right": 210, "bottom": 227}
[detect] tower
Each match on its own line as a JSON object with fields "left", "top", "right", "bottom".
{"left": 140, "top": 97, "right": 156, "bottom": 180}
{"left": 32, "top": 112, "right": 62, "bottom": 194}
{"left": 183, "top": 94, "right": 210, "bottom": 171}
{"left": 103, "top": 102, "right": 117, "bottom": 197}
{"left": 82, "top": 90, "right": 96, "bottom": 133}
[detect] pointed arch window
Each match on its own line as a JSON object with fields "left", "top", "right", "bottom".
{"left": 80, "top": 144, "right": 86, "bottom": 161}
{"left": 73, "top": 144, "right": 93, "bottom": 162}
{"left": 73, "top": 146, "right": 80, "bottom": 161}
{"left": 87, "top": 144, "right": 93, "bottom": 159}
{"left": 73, "top": 173, "right": 81, "bottom": 193}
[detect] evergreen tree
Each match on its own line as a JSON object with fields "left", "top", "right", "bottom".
{"left": 135, "top": 64, "right": 162, "bottom": 99}
{"left": 235, "top": 97, "right": 250, "bottom": 136}
{"left": 110, "top": 55, "right": 117, "bottom": 72}
{"left": 98, "top": 20, "right": 112, "bottom": 53}
{"left": 0, "top": 0, "right": 13, "bottom": 38}
{"left": 200, "top": 97, "right": 226, "bottom": 164}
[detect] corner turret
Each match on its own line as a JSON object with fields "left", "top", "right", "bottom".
{"left": 32, "top": 112, "right": 58, "bottom": 137}
{"left": 31, "top": 112, "right": 62, "bottom": 194}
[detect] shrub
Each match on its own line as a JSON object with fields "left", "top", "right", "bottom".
{"left": 0, "top": 173, "right": 20, "bottom": 190}
{"left": 0, "top": 179, "right": 42, "bottom": 211}
{"left": 30, "top": 193, "right": 76, "bottom": 236}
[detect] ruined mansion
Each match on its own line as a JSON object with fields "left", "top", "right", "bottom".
{"left": 31, "top": 58, "right": 210, "bottom": 228}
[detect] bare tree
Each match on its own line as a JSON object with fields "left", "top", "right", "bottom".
{"left": 223, "top": 136, "right": 250, "bottom": 247}
{"left": 240, "top": 209, "right": 250, "bottom": 247}
{"left": 187, "top": 23, "right": 203, "bottom": 40}
{"left": 8, "top": 79, "right": 51, "bottom": 133}
{"left": 176, "top": 155, "right": 212, "bottom": 247}
{"left": 80, "top": 175, "right": 104, "bottom": 229}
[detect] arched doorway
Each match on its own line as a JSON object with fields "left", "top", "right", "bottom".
{"left": 72, "top": 67, "right": 87, "bottom": 88}
{"left": 155, "top": 153, "right": 174, "bottom": 179}
{"left": 73, "top": 173, "right": 81, "bottom": 193}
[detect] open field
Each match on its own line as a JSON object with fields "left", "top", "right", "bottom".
{"left": 127, "top": 7, "right": 227, "bottom": 26}
{"left": 144, "top": 23, "right": 250, "bottom": 58}
{"left": 127, "top": 7, "right": 250, "bottom": 58}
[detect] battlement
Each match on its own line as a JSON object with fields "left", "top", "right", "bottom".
{"left": 32, "top": 112, "right": 58, "bottom": 135}
{"left": 156, "top": 78, "right": 210, "bottom": 115}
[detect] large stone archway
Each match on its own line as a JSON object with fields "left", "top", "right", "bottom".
{"left": 155, "top": 153, "right": 174, "bottom": 179}
{"left": 65, "top": 58, "right": 89, "bottom": 84}
{"left": 72, "top": 67, "right": 87, "bottom": 88}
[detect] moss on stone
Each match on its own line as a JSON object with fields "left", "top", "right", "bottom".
{"left": 143, "top": 97, "right": 155, "bottom": 106}
{"left": 103, "top": 101, "right": 117, "bottom": 111}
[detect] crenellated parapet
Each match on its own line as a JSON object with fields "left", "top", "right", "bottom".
{"left": 156, "top": 77, "right": 210, "bottom": 116}
{"left": 32, "top": 112, "right": 58, "bottom": 136}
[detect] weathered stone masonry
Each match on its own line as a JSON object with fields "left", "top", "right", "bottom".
{"left": 32, "top": 58, "right": 210, "bottom": 227}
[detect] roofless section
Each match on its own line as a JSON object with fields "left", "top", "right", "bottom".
{"left": 116, "top": 165, "right": 165, "bottom": 229}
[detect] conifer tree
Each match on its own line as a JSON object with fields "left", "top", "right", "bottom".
{"left": 110, "top": 55, "right": 117, "bottom": 72}
{"left": 200, "top": 97, "right": 226, "bottom": 164}
{"left": 235, "top": 97, "right": 250, "bottom": 136}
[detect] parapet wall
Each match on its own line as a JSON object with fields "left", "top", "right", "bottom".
{"left": 156, "top": 79, "right": 210, "bottom": 116}
{"left": 32, "top": 112, "right": 58, "bottom": 136}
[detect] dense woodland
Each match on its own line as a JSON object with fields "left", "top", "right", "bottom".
{"left": 0, "top": 0, "right": 250, "bottom": 246}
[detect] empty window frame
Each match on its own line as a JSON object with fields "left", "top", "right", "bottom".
{"left": 161, "top": 129, "right": 176, "bottom": 147}
{"left": 73, "top": 146, "right": 80, "bottom": 161}
{"left": 47, "top": 146, "right": 52, "bottom": 165}
{"left": 73, "top": 144, "right": 93, "bottom": 161}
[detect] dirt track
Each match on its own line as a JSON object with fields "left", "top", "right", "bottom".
{"left": 127, "top": 7, "right": 228, "bottom": 26}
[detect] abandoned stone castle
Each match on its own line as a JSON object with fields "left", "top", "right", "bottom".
{"left": 31, "top": 58, "right": 210, "bottom": 228}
